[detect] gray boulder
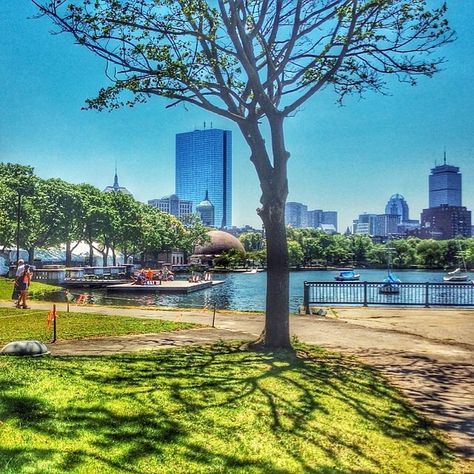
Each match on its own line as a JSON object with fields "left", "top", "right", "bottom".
{"left": 1, "top": 340, "right": 50, "bottom": 356}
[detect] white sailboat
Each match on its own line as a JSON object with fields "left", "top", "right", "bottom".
{"left": 443, "top": 242, "right": 469, "bottom": 282}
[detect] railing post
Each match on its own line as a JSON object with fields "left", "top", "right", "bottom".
{"left": 424, "top": 282, "right": 430, "bottom": 308}
{"left": 363, "top": 281, "right": 368, "bottom": 307}
{"left": 304, "top": 282, "right": 310, "bottom": 314}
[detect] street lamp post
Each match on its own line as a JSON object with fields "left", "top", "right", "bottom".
{"left": 15, "top": 193, "right": 22, "bottom": 263}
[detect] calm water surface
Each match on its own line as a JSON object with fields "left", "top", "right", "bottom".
{"left": 49, "top": 269, "right": 458, "bottom": 312}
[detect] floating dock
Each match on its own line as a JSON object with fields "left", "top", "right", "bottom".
{"left": 106, "top": 280, "right": 224, "bottom": 294}
{"left": 63, "top": 279, "right": 127, "bottom": 288}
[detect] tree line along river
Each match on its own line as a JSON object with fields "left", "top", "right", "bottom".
{"left": 39, "top": 269, "right": 472, "bottom": 312}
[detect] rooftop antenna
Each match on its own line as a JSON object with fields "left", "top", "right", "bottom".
{"left": 210, "top": 121, "right": 213, "bottom": 129}
{"left": 443, "top": 147, "right": 447, "bottom": 165}
{"left": 203, "top": 121, "right": 206, "bottom": 129}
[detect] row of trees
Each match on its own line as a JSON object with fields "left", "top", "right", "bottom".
{"left": 238, "top": 229, "right": 474, "bottom": 269}
{"left": 0, "top": 163, "right": 208, "bottom": 265}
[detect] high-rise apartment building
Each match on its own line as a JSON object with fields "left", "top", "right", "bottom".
{"left": 322, "top": 211, "right": 338, "bottom": 232}
{"left": 429, "top": 155, "right": 462, "bottom": 208}
{"left": 148, "top": 194, "right": 193, "bottom": 218}
{"left": 285, "top": 202, "right": 308, "bottom": 228}
{"left": 176, "top": 128, "right": 232, "bottom": 228}
{"left": 307, "top": 209, "right": 322, "bottom": 228}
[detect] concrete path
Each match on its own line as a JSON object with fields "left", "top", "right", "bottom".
{"left": 1, "top": 301, "right": 473, "bottom": 459}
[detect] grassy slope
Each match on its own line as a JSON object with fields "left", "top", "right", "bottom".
{"left": 0, "top": 344, "right": 459, "bottom": 474}
{"left": 0, "top": 278, "right": 62, "bottom": 300}
{"left": 0, "top": 308, "right": 196, "bottom": 345}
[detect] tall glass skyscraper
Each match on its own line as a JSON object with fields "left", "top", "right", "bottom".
{"left": 176, "top": 128, "right": 232, "bottom": 228}
{"left": 429, "top": 157, "right": 462, "bottom": 208}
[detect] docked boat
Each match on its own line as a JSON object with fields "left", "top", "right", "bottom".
{"left": 335, "top": 270, "right": 360, "bottom": 281}
{"left": 443, "top": 241, "right": 469, "bottom": 282}
{"left": 443, "top": 267, "right": 469, "bottom": 282}
{"left": 379, "top": 246, "right": 400, "bottom": 294}
{"left": 379, "top": 272, "right": 401, "bottom": 294}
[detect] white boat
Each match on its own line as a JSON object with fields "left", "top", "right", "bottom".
{"left": 443, "top": 242, "right": 469, "bottom": 282}
{"left": 443, "top": 267, "right": 469, "bottom": 282}
{"left": 242, "top": 269, "right": 258, "bottom": 274}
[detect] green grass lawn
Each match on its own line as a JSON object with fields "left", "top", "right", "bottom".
{"left": 0, "top": 308, "right": 197, "bottom": 345}
{"left": 0, "top": 277, "right": 62, "bottom": 300}
{"left": 0, "top": 344, "right": 459, "bottom": 474}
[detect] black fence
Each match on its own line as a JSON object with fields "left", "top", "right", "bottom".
{"left": 303, "top": 281, "right": 474, "bottom": 311}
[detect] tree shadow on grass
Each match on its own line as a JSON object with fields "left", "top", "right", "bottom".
{"left": 0, "top": 344, "right": 456, "bottom": 474}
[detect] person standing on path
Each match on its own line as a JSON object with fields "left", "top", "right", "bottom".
{"left": 14, "top": 259, "right": 32, "bottom": 309}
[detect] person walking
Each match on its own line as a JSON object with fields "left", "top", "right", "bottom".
{"left": 14, "top": 259, "right": 32, "bottom": 309}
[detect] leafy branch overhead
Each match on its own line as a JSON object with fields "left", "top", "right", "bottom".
{"left": 35, "top": 0, "right": 453, "bottom": 117}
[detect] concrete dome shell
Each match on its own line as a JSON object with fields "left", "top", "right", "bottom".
{"left": 195, "top": 230, "right": 245, "bottom": 255}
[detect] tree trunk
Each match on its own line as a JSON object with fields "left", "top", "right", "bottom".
{"left": 258, "top": 200, "right": 291, "bottom": 350}
{"left": 102, "top": 247, "right": 108, "bottom": 267}
{"left": 28, "top": 247, "right": 35, "bottom": 265}
{"left": 88, "top": 241, "right": 94, "bottom": 266}
{"left": 65, "top": 241, "right": 72, "bottom": 267}
{"left": 240, "top": 114, "right": 292, "bottom": 350}
{"left": 112, "top": 247, "right": 116, "bottom": 266}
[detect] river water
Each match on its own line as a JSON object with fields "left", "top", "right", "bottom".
{"left": 44, "top": 269, "right": 466, "bottom": 312}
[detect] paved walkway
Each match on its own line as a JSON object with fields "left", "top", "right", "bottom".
{"left": 1, "top": 301, "right": 473, "bottom": 459}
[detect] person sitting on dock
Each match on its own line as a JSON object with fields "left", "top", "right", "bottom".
{"left": 146, "top": 268, "right": 154, "bottom": 283}
{"left": 132, "top": 270, "right": 147, "bottom": 285}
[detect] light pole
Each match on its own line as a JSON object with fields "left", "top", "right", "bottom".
{"left": 15, "top": 192, "right": 22, "bottom": 263}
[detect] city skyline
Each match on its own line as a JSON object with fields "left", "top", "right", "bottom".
{"left": 1, "top": 3, "right": 473, "bottom": 232}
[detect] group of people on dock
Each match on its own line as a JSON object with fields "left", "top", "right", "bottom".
{"left": 131, "top": 267, "right": 174, "bottom": 286}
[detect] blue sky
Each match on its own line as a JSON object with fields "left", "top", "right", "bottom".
{"left": 1, "top": 2, "right": 473, "bottom": 231}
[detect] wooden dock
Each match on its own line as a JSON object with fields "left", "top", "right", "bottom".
{"left": 106, "top": 280, "right": 224, "bottom": 294}
{"left": 63, "top": 279, "right": 127, "bottom": 288}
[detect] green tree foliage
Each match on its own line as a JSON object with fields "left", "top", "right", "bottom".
{"left": 0, "top": 164, "right": 208, "bottom": 265}
{"left": 0, "top": 182, "right": 17, "bottom": 249}
{"left": 239, "top": 232, "right": 264, "bottom": 252}
{"left": 287, "top": 240, "right": 304, "bottom": 267}
{"left": 416, "top": 240, "right": 445, "bottom": 269}
{"left": 179, "top": 213, "right": 211, "bottom": 258}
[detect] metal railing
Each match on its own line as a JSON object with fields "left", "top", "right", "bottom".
{"left": 303, "top": 281, "right": 474, "bottom": 311}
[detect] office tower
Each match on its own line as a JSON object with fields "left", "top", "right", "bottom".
{"left": 322, "top": 211, "right": 338, "bottom": 232}
{"left": 196, "top": 191, "right": 215, "bottom": 227}
{"left": 148, "top": 194, "right": 193, "bottom": 218}
{"left": 375, "top": 214, "right": 400, "bottom": 237}
{"left": 420, "top": 205, "right": 471, "bottom": 239}
{"left": 285, "top": 202, "right": 308, "bottom": 228}
{"left": 385, "top": 194, "right": 409, "bottom": 223}
{"left": 353, "top": 213, "right": 378, "bottom": 236}
{"left": 429, "top": 154, "right": 462, "bottom": 208}
{"left": 307, "top": 209, "right": 323, "bottom": 228}
{"left": 176, "top": 128, "right": 232, "bottom": 228}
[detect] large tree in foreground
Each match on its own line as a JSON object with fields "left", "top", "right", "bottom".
{"left": 35, "top": 0, "right": 452, "bottom": 349}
